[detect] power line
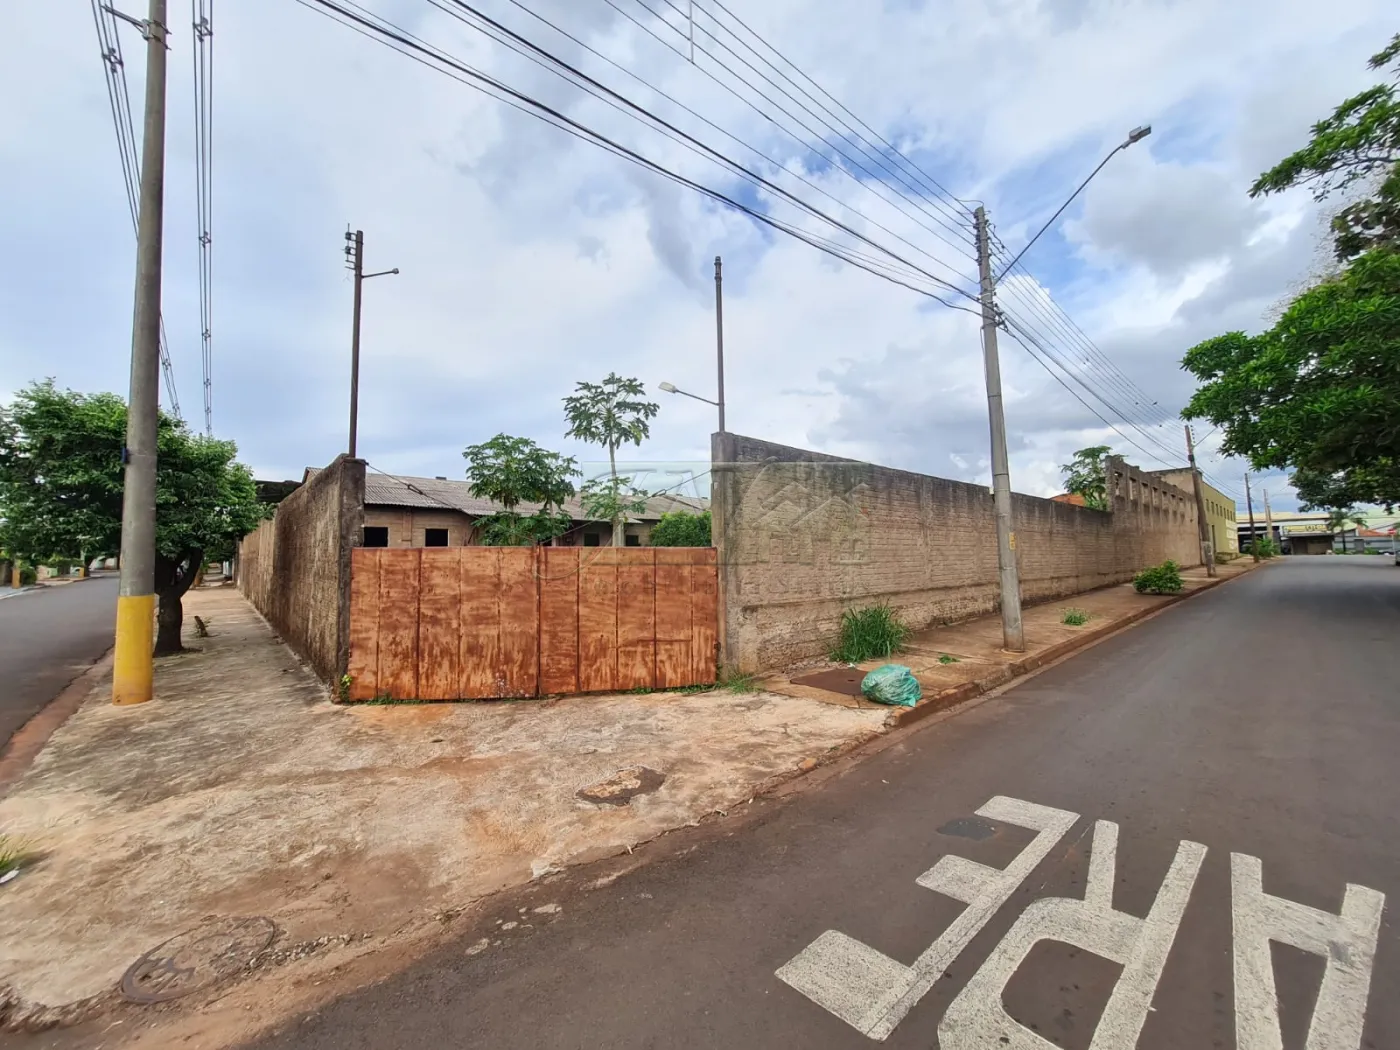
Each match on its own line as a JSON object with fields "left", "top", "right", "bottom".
{"left": 89, "top": 0, "right": 182, "bottom": 421}
{"left": 192, "top": 0, "right": 215, "bottom": 434}
{"left": 291, "top": 0, "right": 982, "bottom": 314}
{"left": 423, "top": 0, "right": 977, "bottom": 299}
{"left": 491, "top": 0, "right": 971, "bottom": 290}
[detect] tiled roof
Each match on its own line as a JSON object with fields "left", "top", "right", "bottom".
{"left": 356, "top": 470, "right": 708, "bottom": 523}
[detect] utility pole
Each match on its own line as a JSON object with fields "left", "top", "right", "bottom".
{"left": 1184, "top": 426, "right": 1217, "bottom": 577}
{"left": 714, "top": 255, "right": 726, "bottom": 433}
{"left": 1244, "top": 472, "right": 1259, "bottom": 563}
{"left": 974, "top": 207, "right": 1024, "bottom": 652}
{"left": 344, "top": 229, "right": 397, "bottom": 458}
{"left": 1263, "top": 488, "right": 1275, "bottom": 551}
{"left": 113, "top": 0, "right": 169, "bottom": 707}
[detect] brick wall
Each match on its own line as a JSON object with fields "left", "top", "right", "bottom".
{"left": 238, "top": 454, "right": 365, "bottom": 682}
{"left": 712, "top": 433, "right": 1200, "bottom": 673}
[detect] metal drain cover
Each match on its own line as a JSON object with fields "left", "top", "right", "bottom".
{"left": 121, "top": 916, "right": 277, "bottom": 1003}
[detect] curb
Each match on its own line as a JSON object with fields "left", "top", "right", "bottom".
{"left": 884, "top": 566, "right": 1255, "bottom": 731}
{"left": 0, "top": 650, "right": 113, "bottom": 799}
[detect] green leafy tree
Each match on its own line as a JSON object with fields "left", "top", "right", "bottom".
{"left": 1182, "top": 248, "right": 1400, "bottom": 508}
{"left": 1325, "top": 507, "right": 1369, "bottom": 552}
{"left": 649, "top": 509, "right": 711, "bottom": 547}
{"left": 462, "top": 433, "right": 579, "bottom": 546}
{"left": 563, "top": 373, "right": 659, "bottom": 546}
{"left": 0, "top": 381, "right": 264, "bottom": 654}
{"left": 1250, "top": 33, "right": 1400, "bottom": 262}
{"left": 1059, "top": 445, "right": 1113, "bottom": 510}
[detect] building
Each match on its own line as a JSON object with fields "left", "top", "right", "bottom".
{"left": 352, "top": 470, "right": 709, "bottom": 548}
{"left": 1146, "top": 469, "right": 1238, "bottom": 555}
{"left": 1234, "top": 509, "right": 1400, "bottom": 554}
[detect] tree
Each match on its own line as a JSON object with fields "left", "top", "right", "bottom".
{"left": 1326, "top": 507, "right": 1368, "bottom": 552}
{"left": 1250, "top": 33, "right": 1400, "bottom": 262}
{"left": 462, "top": 433, "right": 579, "bottom": 546}
{"left": 0, "top": 381, "right": 264, "bottom": 654}
{"left": 649, "top": 509, "right": 711, "bottom": 547}
{"left": 1059, "top": 445, "right": 1113, "bottom": 510}
{"left": 1182, "top": 247, "right": 1400, "bottom": 508}
{"left": 563, "top": 374, "right": 659, "bottom": 546}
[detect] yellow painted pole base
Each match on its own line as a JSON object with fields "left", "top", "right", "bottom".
{"left": 112, "top": 594, "right": 156, "bottom": 706}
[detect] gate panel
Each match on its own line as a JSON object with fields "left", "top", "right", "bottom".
{"left": 689, "top": 547, "right": 719, "bottom": 683}
{"left": 654, "top": 549, "right": 694, "bottom": 689}
{"left": 376, "top": 548, "right": 421, "bottom": 701}
{"left": 616, "top": 549, "right": 656, "bottom": 690}
{"left": 417, "top": 548, "right": 462, "bottom": 701}
{"left": 347, "top": 548, "right": 381, "bottom": 701}
{"left": 578, "top": 548, "right": 620, "bottom": 693}
{"left": 539, "top": 547, "right": 580, "bottom": 694}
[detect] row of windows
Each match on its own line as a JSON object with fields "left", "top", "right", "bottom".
{"left": 1205, "top": 498, "right": 1237, "bottom": 523}
{"left": 363, "top": 526, "right": 641, "bottom": 548}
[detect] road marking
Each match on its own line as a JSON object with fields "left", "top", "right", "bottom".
{"left": 939, "top": 820, "right": 1205, "bottom": 1048}
{"left": 1231, "top": 851, "right": 1385, "bottom": 1050}
{"left": 774, "top": 796, "right": 1078, "bottom": 1040}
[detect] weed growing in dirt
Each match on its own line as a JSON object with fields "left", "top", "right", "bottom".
{"left": 1061, "top": 608, "right": 1090, "bottom": 626}
{"left": 937, "top": 653, "right": 960, "bottom": 665}
{"left": 721, "top": 671, "right": 758, "bottom": 694}
{"left": 0, "top": 834, "right": 34, "bottom": 876}
{"left": 830, "top": 604, "right": 911, "bottom": 663}
{"left": 675, "top": 683, "right": 715, "bottom": 694}
{"left": 1133, "top": 560, "right": 1184, "bottom": 595}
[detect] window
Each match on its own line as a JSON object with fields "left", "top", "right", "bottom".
{"left": 625, "top": 534, "right": 641, "bottom": 547}
{"left": 363, "top": 526, "right": 389, "bottom": 548}
{"left": 583, "top": 533, "right": 601, "bottom": 547}
{"left": 424, "top": 528, "right": 449, "bottom": 547}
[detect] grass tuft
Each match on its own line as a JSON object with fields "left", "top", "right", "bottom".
{"left": 830, "top": 604, "right": 911, "bottom": 664}
{"left": 0, "top": 834, "right": 35, "bottom": 876}
{"left": 1061, "top": 608, "right": 1090, "bottom": 626}
{"left": 937, "top": 653, "right": 960, "bottom": 665}
{"left": 720, "top": 671, "right": 758, "bottom": 694}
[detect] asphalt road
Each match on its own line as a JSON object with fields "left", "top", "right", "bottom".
{"left": 231, "top": 559, "right": 1400, "bottom": 1046}
{"left": 0, "top": 576, "right": 117, "bottom": 747}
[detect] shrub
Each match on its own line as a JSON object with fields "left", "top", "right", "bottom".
{"left": 46, "top": 558, "right": 73, "bottom": 577}
{"left": 1245, "top": 536, "right": 1279, "bottom": 558}
{"left": 1061, "top": 608, "right": 1090, "bottom": 626}
{"left": 1133, "top": 560, "right": 1183, "bottom": 595}
{"left": 830, "top": 604, "right": 911, "bottom": 663}
{"left": 649, "top": 510, "right": 711, "bottom": 547}
{"left": 18, "top": 565, "right": 37, "bottom": 586}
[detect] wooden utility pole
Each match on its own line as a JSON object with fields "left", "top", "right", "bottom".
{"left": 1263, "top": 488, "right": 1275, "bottom": 551}
{"left": 1184, "top": 426, "right": 1216, "bottom": 577}
{"left": 1244, "top": 472, "right": 1259, "bottom": 562}
{"left": 974, "top": 207, "right": 1024, "bottom": 652}
{"left": 113, "top": 0, "right": 170, "bottom": 706}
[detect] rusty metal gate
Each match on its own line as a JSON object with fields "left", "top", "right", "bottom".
{"left": 346, "top": 546, "right": 718, "bottom": 701}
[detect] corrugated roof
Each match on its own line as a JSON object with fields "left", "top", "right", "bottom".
{"left": 356, "top": 470, "right": 708, "bottom": 523}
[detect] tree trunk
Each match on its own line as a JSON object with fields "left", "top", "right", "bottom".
{"left": 153, "top": 550, "right": 203, "bottom": 656}
{"left": 608, "top": 443, "right": 625, "bottom": 547}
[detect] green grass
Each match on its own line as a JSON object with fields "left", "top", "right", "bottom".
{"left": 1061, "top": 608, "right": 1090, "bottom": 626}
{"left": 830, "top": 604, "right": 911, "bottom": 664}
{"left": 0, "top": 834, "right": 34, "bottom": 876}
{"left": 675, "top": 682, "right": 715, "bottom": 694}
{"left": 720, "top": 671, "right": 758, "bottom": 694}
{"left": 937, "top": 653, "right": 960, "bottom": 665}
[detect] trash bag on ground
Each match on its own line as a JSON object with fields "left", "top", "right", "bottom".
{"left": 860, "top": 663, "right": 921, "bottom": 707}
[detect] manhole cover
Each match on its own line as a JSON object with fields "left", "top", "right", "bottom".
{"left": 576, "top": 766, "right": 666, "bottom": 806}
{"left": 791, "top": 667, "right": 867, "bottom": 697}
{"left": 120, "top": 916, "right": 277, "bottom": 1004}
{"left": 937, "top": 816, "right": 999, "bottom": 841}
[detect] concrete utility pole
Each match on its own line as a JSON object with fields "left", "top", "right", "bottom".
{"left": 113, "top": 0, "right": 169, "bottom": 707}
{"left": 974, "top": 206, "right": 1024, "bottom": 652}
{"left": 1244, "top": 472, "right": 1259, "bottom": 563}
{"left": 1263, "top": 488, "right": 1275, "bottom": 550}
{"left": 714, "top": 255, "right": 726, "bottom": 433}
{"left": 345, "top": 229, "right": 398, "bottom": 458}
{"left": 1184, "top": 426, "right": 1217, "bottom": 577}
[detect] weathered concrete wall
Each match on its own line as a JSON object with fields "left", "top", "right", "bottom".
{"left": 238, "top": 455, "right": 365, "bottom": 682}
{"left": 712, "top": 433, "right": 1200, "bottom": 673}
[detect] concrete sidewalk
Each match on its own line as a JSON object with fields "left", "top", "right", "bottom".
{"left": 0, "top": 586, "right": 886, "bottom": 1031}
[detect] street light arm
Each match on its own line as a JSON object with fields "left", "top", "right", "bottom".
{"left": 660, "top": 383, "right": 719, "bottom": 407}
{"left": 363, "top": 268, "right": 399, "bottom": 279}
{"left": 994, "top": 126, "right": 1150, "bottom": 282}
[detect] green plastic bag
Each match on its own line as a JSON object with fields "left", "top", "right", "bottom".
{"left": 860, "top": 664, "right": 922, "bottom": 707}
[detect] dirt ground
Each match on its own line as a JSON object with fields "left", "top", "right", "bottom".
{"left": 0, "top": 585, "right": 886, "bottom": 1031}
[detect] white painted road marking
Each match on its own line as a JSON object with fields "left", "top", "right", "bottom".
{"left": 774, "top": 796, "right": 1078, "bottom": 1040}
{"left": 1231, "top": 851, "right": 1385, "bottom": 1050}
{"left": 938, "top": 820, "right": 1206, "bottom": 1049}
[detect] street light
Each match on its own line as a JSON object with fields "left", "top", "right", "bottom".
{"left": 659, "top": 381, "right": 719, "bottom": 407}
{"left": 996, "top": 125, "right": 1152, "bottom": 280}
{"left": 974, "top": 124, "right": 1151, "bottom": 653}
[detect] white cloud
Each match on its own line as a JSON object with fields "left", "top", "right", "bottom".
{"left": 1, "top": 0, "right": 1394, "bottom": 516}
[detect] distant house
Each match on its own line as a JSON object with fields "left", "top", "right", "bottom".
{"left": 342, "top": 470, "right": 708, "bottom": 549}
{"left": 1050, "top": 492, "right": 1088, "bottom": 507}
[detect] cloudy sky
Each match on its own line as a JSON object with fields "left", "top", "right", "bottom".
{"left": 2, "top": 0, "right": 1393, "bottom": 512}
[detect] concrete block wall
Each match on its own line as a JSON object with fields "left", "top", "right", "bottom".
{"left": 238, "top": 454, "right": 365, "bottom": 682}
{"left": 712, "top": 433, "right": 1200, "bottom": 674}
{"left": 363, "top": 506, "right": 478, "bottom": 547}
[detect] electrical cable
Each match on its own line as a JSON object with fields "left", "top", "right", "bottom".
{"left": 89, "top": 0, "right": 183, "bottom": 421}
{"left": 291, "top": 0, "right": 983, "bottom": 315}
{"left": 423, "top": 0, "right": 977, "bottom": 299}
{"left": 192, "top": 0, "right": 215, "bottom": 434}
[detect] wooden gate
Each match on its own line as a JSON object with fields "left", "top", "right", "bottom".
{"left": 346, "top": 546, "right": 718, "bottom": 701}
